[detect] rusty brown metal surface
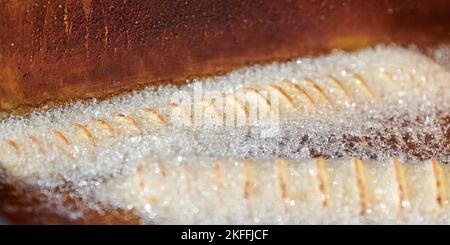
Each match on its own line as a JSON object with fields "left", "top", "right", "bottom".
{"left": 0, "top": 0, "right": 449, "bottom": 117}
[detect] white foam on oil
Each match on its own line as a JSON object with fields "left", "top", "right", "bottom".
{"left": 0, "top": 46, "right": 449, "bottom": 224}
{"left": 102, "top": 157, "right": 450, "bottom": 224}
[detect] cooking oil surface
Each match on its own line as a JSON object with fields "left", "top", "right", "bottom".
{"left": 0, "top": 46, "right": 449, "bottom": 224}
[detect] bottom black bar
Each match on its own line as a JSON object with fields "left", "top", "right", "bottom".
{"left": 0, "top": 225, "right": 446, "bottom": 244}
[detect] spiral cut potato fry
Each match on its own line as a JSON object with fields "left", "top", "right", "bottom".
{"left": 0, "top": 46, "right": 449, "bottom": 224}
{"left": 103, "top": 157, "right": 449, "bottom": 224}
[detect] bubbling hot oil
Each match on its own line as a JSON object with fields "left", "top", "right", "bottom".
{"left": 0, "top": 46, "right": 449, "bottom": 224}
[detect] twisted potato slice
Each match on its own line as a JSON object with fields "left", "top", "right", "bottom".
{"left": 0, "top": 47, "right": 447, "bottom": 155}
{"left": 103, "top": 157, "right": 448, "bottom": 224}
{"left": 0, "top": 46, "right": 448, "bottom": 224}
